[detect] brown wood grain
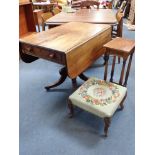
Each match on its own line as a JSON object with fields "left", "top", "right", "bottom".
{"left": 33, "top": 9, "right": 44, "bottom": 32}
{"left": 103, "top": 37, "right": 135, "bottom": 86}
{"left": 20, "top": 22, "right": 111, "bottom": 78}
{"left": 45, "top": 9, "right": 117, "bottom": 25}
{"left": 19, "top": 5, "right": 29, "bottom": 36}
{"left": 80, "top": 1, "right": 100, "bottom": 9}
{"left": 19, "top": 2, "right": 36, "bottom": 37}
{"left": 103, "top": 37, "right": 135, "bottom": 59}
{"left": 66, "top": 26, "right": 111, "bottom": 78}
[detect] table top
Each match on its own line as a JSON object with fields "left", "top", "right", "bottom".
{"left": 46, "top": 9, "right": 117, "bottom": 25}
{"left": 20, "top": 22, "right": 111, "bottom": 53}
{"left": 20, "top": 22, "right": 111, "bottom": 78}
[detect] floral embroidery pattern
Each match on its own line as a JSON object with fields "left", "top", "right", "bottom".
{"left": 78, "top": 78, "right": 120, "bottom": 106}
{"left": 93, "top": 88, "right": 105, "bottom": 97}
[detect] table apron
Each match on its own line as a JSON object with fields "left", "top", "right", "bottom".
{"left": 20, "top": 43, "right": 66, "bottom": 65}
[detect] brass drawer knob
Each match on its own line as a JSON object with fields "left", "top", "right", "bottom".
{"left": 49, "top": 53, "right": 54, "bottom": 58}
{"left": 25, "top": 46, "right": 32, "bottom": 52}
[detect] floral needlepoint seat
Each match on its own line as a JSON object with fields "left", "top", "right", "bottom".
{"left": 69, "top": 77, "right": 127, "bottom": 118}
{"left": 68, "top": 37, "right": 135, "bottom": 137}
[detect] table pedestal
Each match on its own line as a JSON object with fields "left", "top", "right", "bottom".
{"left": 45, "top": 67, "right": 88, "bottom": 91}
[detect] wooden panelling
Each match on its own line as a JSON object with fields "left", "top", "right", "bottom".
{"left": 19, "top": 1, "right": 37, "bottom": 62}
{"left": 19, "top": 6, "right": 29, "bottom": 36}
{"left": 19, "top": 3, "right": 36, "bottom": 37}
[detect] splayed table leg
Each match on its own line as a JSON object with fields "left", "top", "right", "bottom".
{"left": 45, "top": 67, "right": 67, "bottom": 91}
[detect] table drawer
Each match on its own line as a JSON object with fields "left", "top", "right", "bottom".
{"left": 21, "top": 43, "right": 66, "bottom": 65}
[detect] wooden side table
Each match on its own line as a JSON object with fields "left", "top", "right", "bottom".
{"left": 103, "top": 37, "right": 135, "bottom": 86}
{"left": 33, "top": 9, "right": 43, "bottom": 32}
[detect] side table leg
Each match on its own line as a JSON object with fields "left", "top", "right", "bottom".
{"left": 78, "top": 73, "right": 89, "bottom": 81}
{"left": 71, "top": 78, "right": 77, "bottom": 89}
{"left": 45, "top": 67, "right": 67, "bottom": 90}
{"left": 103, "top": 55, "right": 106, "bottom": 66}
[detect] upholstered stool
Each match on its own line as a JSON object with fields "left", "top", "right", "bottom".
{"left": 68, "top": 37, "right": 135, "bottom": 137}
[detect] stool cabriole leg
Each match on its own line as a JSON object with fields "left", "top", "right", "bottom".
{"left": 103, "top": 117, "right": 111, "bottom": 137}
{"left": 68, "top": 99, "right": 74, "bottom": 118}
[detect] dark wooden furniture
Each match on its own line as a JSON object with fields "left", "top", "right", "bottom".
{"left": 45, "top": 9, "right": 117, "bottom": 26}
{"left": 124, "top": 0, "right": 131, "bottom": 18}
{"left": 19, "top": 1, "right": 36, "bottom": 37}
{"left": 128, "top": 0, "right": 135, "bottom": 24}
{"left": 112, "top": 9, "right": 124, "bottom": 38}
{"left": 103, "top": 37, "right": 135, "bottom": 86}
{"left": 68, "top": 37, "right": 135, "bottom": 137}
{"left": 110, "top": 9, "right": 124, "bottom": 64}
{"left": 80, "top": 0, "right": 100, "bottom": 9}
{"left": 19, "top": 22, "right": 111, "bottom": 90}
{"left": 19, "top": 0, "right": 38, "bottom": 62}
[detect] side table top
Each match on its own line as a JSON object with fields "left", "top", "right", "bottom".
{"left": 104, "top": 37, "right": 135, "bottom": 56}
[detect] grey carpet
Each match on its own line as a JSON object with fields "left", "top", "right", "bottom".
{"left": 19, "top": 23, "right": 135, "bottom": 155}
